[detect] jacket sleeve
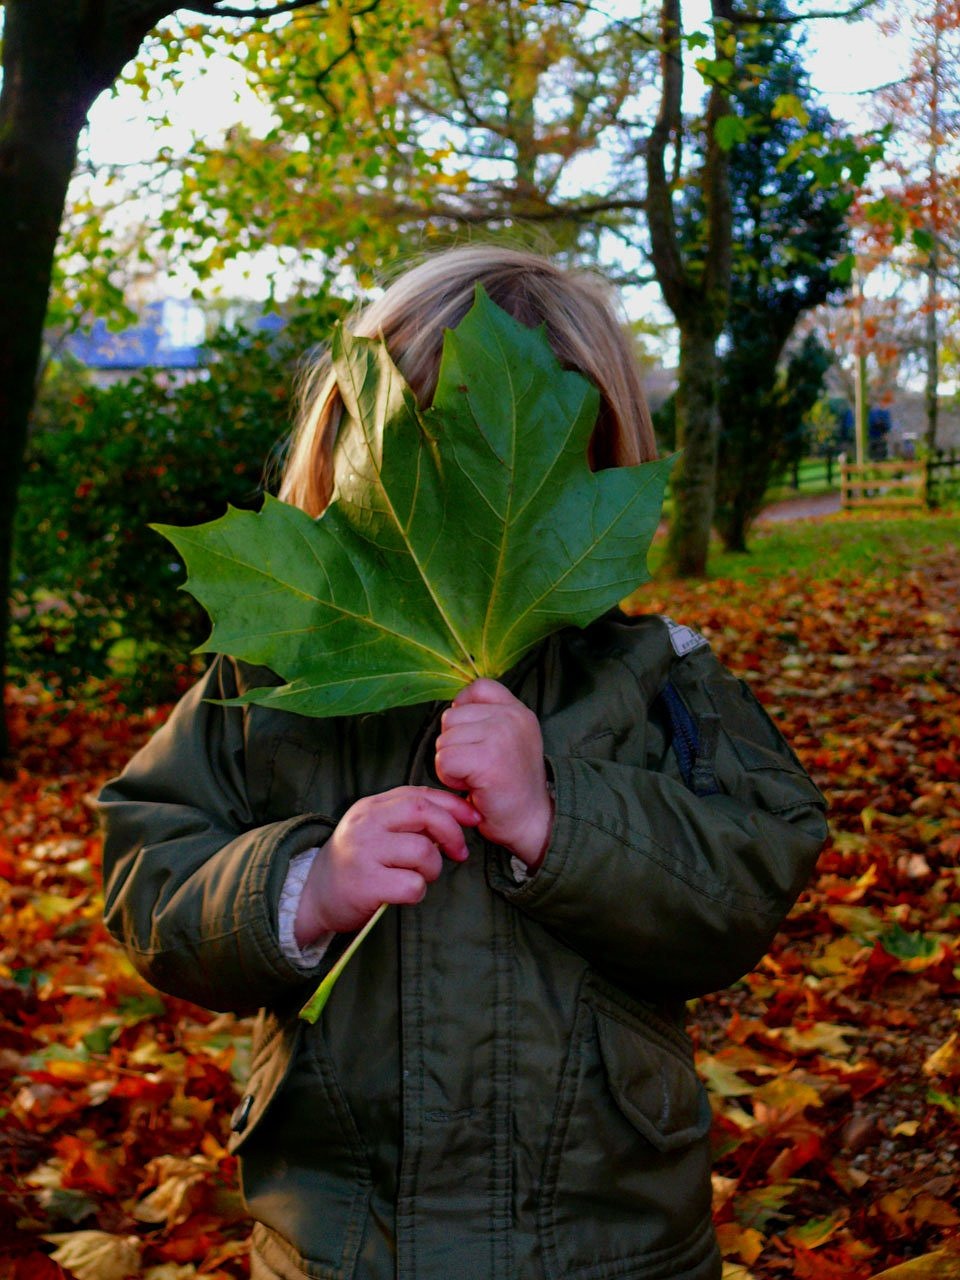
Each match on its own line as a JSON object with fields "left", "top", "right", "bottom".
{"left": 99, "top": 658, "right": 339, "bottom": 1015}
{"left": 488, "top": 638, "right": 828, "bottom": 1003}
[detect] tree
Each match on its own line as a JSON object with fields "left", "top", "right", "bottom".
{"left": 144, "top": 0, "right": 733, "bottom": 576}
{"left": 869, "top": 0, "right": 960, "bottom": 454}
{"left": 644, "top": 0, "right": 880, "bottom": 570}
{"left": 139, "top": 0, "right": 656, "bottom": 280}
{"left": 710, "top": 17, "right": 851, "bottom": 550}
{"left": 645, "top": 0, "right": 735, "bottom": 577}
{"left": 0, "top": 0, "right": 327, "bottom": 758}
{"left": 4, "top": 0, "right": 888, "bottom": 755}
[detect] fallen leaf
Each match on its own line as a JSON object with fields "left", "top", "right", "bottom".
{"left": 134, "top": 1156, "right": 215, "bottom": 1227}
{"left": 923, "top": 1033, "right": 960, "bottom": 1080}
{"left": 716, "top": 1221, "right": 765, "bottom": 1264}
{"left": 867, "top": 1248, "right": 960, "bottom": 1278}
{"left": 43, "top": 1231, "right": 141, "bottom": 1280}
{"left": 785, "top": 1209, "right": 851, "bottom": 1250}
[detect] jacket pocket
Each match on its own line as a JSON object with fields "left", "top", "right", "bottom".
{"left": 538, "top": 987, "right": 715, "bottom": 1280}
{"left": 236, "top": 1022, "right": 371, "bottom": 1280}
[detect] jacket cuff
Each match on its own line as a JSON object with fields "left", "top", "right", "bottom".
{"left": 487, "top": 754, "right": 574, "bottom": 902}
{"left": 238, "top": 814, "right": 340, "bottom": 993}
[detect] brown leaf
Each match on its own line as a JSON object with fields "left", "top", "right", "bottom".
{"left": 867, "top": 1248, "right": 960, "bottom": 1279}
{"left": 134, "top": 1155, "right": 215, "bottom": 1228}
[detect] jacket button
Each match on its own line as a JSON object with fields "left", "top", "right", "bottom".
{"left": 230, "top": 1094, "right": 254, "bottom": 1133}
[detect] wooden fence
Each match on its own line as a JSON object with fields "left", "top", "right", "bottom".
{"left": 786, "top": 453, "right": 838, "bottom": 491}
{"left": 926, "top": 448, "right": 960, "bottom": 506}
{"left": 840, "top": 448, "right": 960, "bottom": 511}
{"left": 840, "top": 457, "right": 927, "bottom": 510}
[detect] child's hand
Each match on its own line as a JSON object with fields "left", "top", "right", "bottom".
{"left": 435, "top": 679, "right": 554, "bottom": 870}
{"left": 295, "top": 787, "right": 481, "bottom": 945}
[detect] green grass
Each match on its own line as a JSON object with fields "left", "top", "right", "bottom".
{"left": 762, "top": 456, "right": 840, "bottom": 506}
{"left": 659, "top": 457, "right": 840, "bottom": 524}
{"left": 646, "top": 509, "right": 960, "bottom": 584}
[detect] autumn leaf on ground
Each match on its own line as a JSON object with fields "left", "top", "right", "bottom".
{"left": 42, "top": 1231, "right": 141, "bottom": 1280}
{"left": 154, "top": 287, "right": 673, "bottom": 718}
{"left": 4, "top": 520, "right": 958, "bottom": 1278}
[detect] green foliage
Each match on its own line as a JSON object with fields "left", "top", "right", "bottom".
{"left": 714, "top": 113, "right": 750, "bottom": 152}
{"left": 716, "top": 332, "right": 834, "bottom": 553}
{"left": 692, "top": 11, "right": 853, "bottom": 552}
{"left": 70, "top": 0, "right": 654, "bottom": 293}
{"left": 12, "top": 295, "right": 345, "bottom": 703}
{"left": 158, "top": 290, "right": 673, "bottom": 718}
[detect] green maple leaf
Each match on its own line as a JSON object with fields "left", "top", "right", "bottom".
{"left": 155, "top": 287, "right": 673, "bottom": 718}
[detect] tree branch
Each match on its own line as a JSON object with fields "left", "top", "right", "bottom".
{"left": 727, "top": 0, "right": 877, "bottom": 24}
{"left": 702, "top": 0, "right": 733, "bottom": 324}
{"left": 181, "top": 0, "right": 324, "bottom": 18}
{"left": 645, "top": 0, "right": 692, "bottom": 321}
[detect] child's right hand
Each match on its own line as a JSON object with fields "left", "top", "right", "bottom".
{"left": 294, "top": 787, "right": 481, "bottom": 946}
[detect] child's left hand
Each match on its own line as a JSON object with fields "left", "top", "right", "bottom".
{"left": 434, "top": 678, "right": 554, "bottom": 871}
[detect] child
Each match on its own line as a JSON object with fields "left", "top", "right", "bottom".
{"left": 100, "top": 246, "right": 828, "bottom": 1280}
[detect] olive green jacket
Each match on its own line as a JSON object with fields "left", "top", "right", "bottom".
{"left": 100, "top": 612, "right": 827, "bottom": 1280}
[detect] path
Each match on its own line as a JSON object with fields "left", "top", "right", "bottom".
{"left": 755, "top": 490, "right": 842, "bottom": 522}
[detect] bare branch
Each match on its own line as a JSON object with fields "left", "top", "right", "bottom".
{"left": 727, "top": 0, "right": 878, "bottom": 24}
{"left": 380, "top": 193, "right": 647, "bottom": 228}
{"left": 181, "top": 0, "right": 324, "bottom": 18}
{"left": 431, "top": 27, "right": 508, "bottom": 138}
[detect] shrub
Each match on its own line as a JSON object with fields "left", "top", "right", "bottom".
{"left": 13, "top": 297, "right": 346, "bottom": 704}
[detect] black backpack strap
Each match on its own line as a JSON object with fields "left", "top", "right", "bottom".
{"left": 656, "top": 680, "right": 722, "bottom": 797}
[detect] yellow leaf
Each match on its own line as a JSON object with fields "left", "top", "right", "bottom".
{"left": 923, "top": 1033, "right": 960, "bottom": 1079}
{"left": 753, "top": 1076, "right": 823, "bottom": 1116}
{"left": 867, "top": 1248, "right": 960, "bottom": 1278}
{"left": 780, "top": 1022, "right": 859, "bottom": 1056}
{"left": 699, "top": 1054, "right": 755, "bottom": 1097}
{"left": 716, "top": 1221, "right": 765, "bottom": 1264}
{"left": 892, "top": 1119, "right": 920, "bottom": 1137}
{"left": 824, "top": 905, "right": 885, "bottom": 938}
{"left": 811, "top": 935, "right": 870, "bottom": 976}
{"left": 878, "top": 1187, "right": 960, "bottom": 1231}
{"left": 33, "top": 894, "right": 79, "bottom": 921}
{"left": 712, "top": 1173, "right": 739, "bottom": 1211}
{"left": 43, "top": 1231, "right": 141, "bottom": 1280}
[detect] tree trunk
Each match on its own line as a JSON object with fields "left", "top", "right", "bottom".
{"left": 924, "top": 248, "right": 939, "bottom": 455}
{"left": 665, "top": 321, "right": 721, "bottom": 574}
{"left": 644, "top": 0, "right": 732, "bottom": 579}
{"left": 718, "top": 501, "right": 749, "bottom": 554}
{"left": 924, "top": 0, "right": 942, "bottom": 457}
{"left": 0, "top": 0, "right": 173, "bottom": 757}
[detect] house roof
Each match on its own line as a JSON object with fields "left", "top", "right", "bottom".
{"left": 66, "top": 303, "right": 203, "bottom": 370}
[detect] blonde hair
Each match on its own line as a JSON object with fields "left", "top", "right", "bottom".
{"left": 280, "top": 245, "right": 658, "bottom": 516}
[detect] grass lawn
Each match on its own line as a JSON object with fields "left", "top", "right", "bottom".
{"left": 644, "top": 508, "right": 960, "bottom": 584}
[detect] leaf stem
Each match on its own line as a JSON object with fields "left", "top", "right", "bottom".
{"left": 298, "top": 903, "right": 388, "bottom": 1023}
